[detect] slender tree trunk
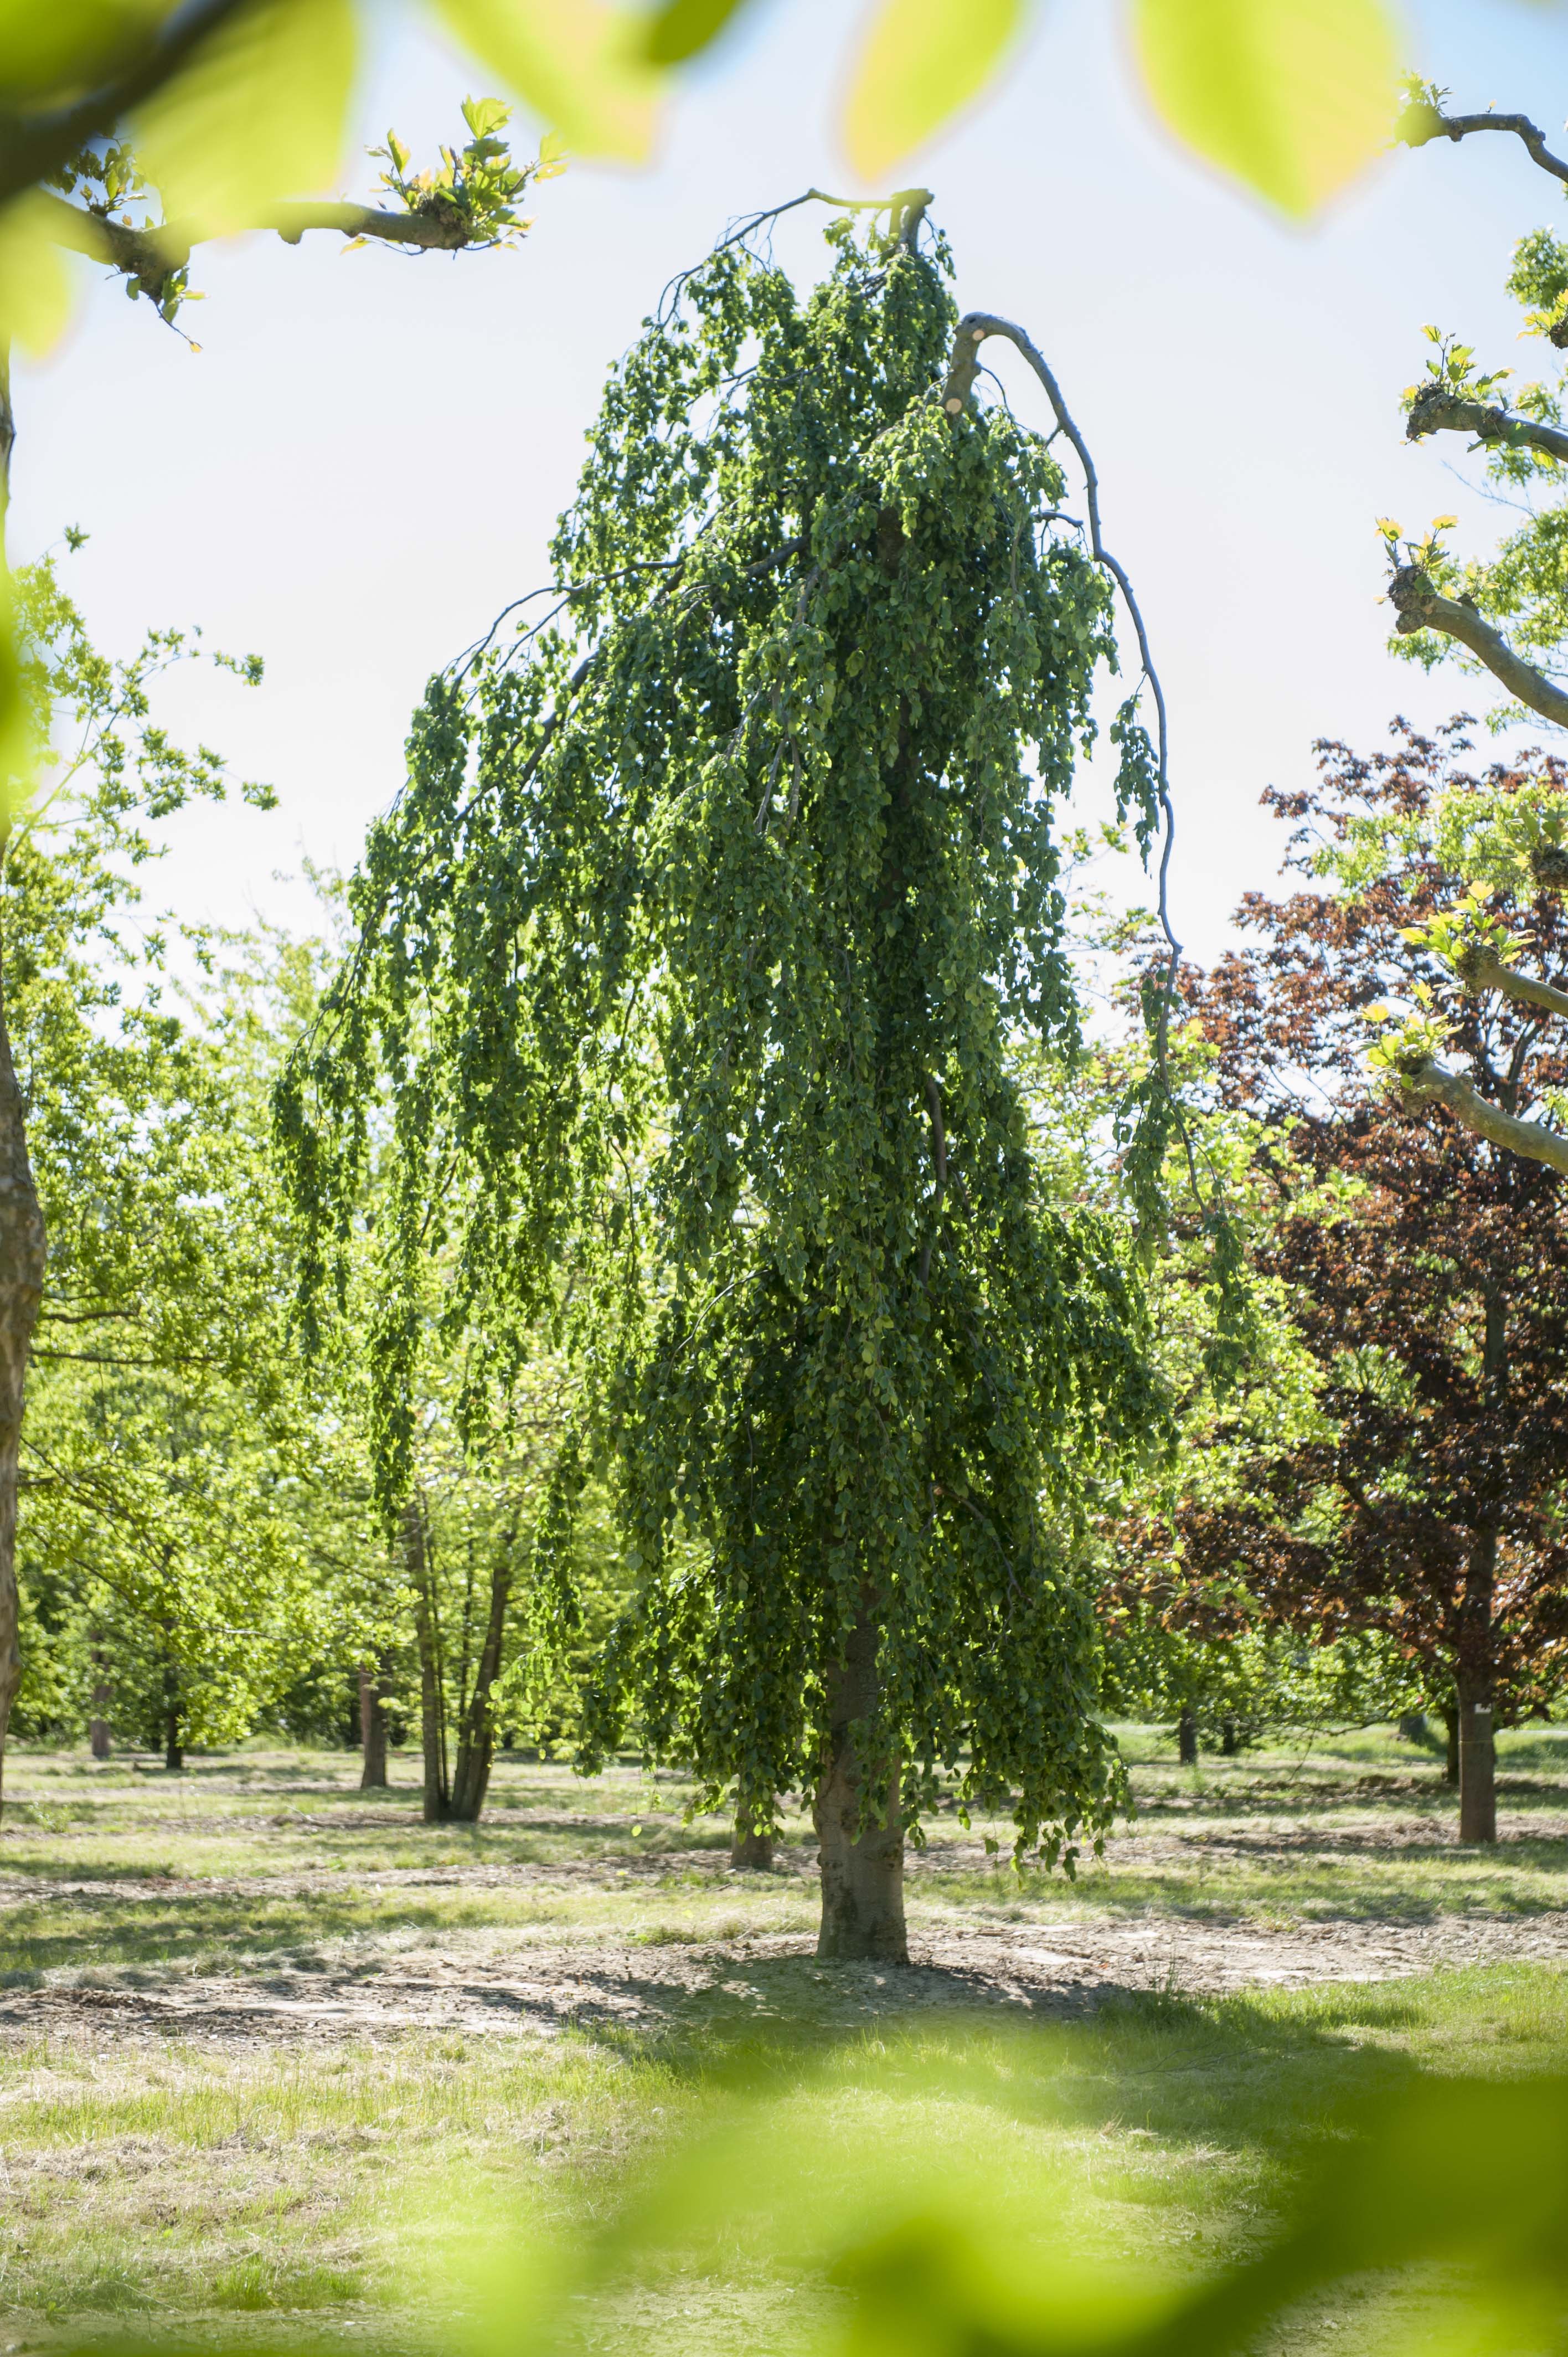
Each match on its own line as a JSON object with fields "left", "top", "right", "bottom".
{"left": 358, "top": 1660, "right": 389, "bottom": 1790}
{"left": 89, "top": 1643, "right": 111, "bottom": 1760}
{"left": 448, "top": 1526, "right": 515, "bottom": 1823}
{"left": 161, "top": 1648, "right": 183, "bottom": 1771}
{"left": 1456, "top": 1514, "right": 1498, "bottom": 1844}
{"left": 813, "top": 1592, "right": 906, "bottom": 1963}
{"left": 731, "top": 1816, "right": 774, "bottom": 1870}
{"left": 408, "top": 1497, "right": 448, "bottom": 1824}
{"left": 1442, "top": 1702, "right": 1460, "bottom": 1786}
{"left": 0, "top": 345, "right": 47, "bottom": 1824}
{"left": 1220, "top": 1718, "right": 1239, "bottom": 1757}
{"left": 1177, "top": 1708, "right": 1199, "bottom": 1766}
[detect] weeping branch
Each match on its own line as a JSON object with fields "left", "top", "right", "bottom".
{"left": 1388, "top": 565, "right": 1568, "bottom": 731}
{"left": 1400, "top": 1058, "right": 1568, "bottom": 1177}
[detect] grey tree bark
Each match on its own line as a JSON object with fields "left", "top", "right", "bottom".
{"left": 408, "top": 1496, "right": 450, "bottom": 1824}
{"left": 1443, "top": 1702, "right": 1461, "bottom": 1787}
{"left": 0, "top": 348, "right": 47, "bottom": 1830}
{"left": 813, "top": 1594, "right": 906, "bottom": 1963}
{"left": 1177, "top": 1708, "right": 1199, "bottom": 1766}
{"left": 731, "top": 1818, "right": 774, "bottom": 1870}
{"left": 89, "top": 1643, "right": 111, "bottom": 1759}
{"left": 358, "top": 1660, "right": 389, "bottom": 1790}
{"left": 448, "top": 1525, "right": 515, "bottom": 1823}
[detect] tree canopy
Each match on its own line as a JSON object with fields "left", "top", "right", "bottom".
{"left": 282, "top": 207, "right": 1167, "bottom": 1956}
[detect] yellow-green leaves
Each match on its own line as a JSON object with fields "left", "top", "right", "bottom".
{"left": 135, "top": 0, "right": 357, "bottom": 234}
{"left": 0, "top": 197, "right": 73, "bottom": 357}
{"left": 842, "top": 0, "right": 1023, "bottom": 182}
{"left": 639, "top": 0, "right": 754, "bottom": 67}
{"left": 1130, "top": 0, "right": 1401, "bottom": 219}
{"left": 435, "top": 0, "right": 657, "bottom": 160}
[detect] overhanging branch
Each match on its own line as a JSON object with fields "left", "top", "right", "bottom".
{"left": 1407, "top": 383, "right": 1568, "bottom": 466}
{"left": 1388, "top": 564, "right": 1568, "bottom": 730}
{"left": 1455, "top": 945, "right": 1568, "bottom": 1022}
{"left": 39, "top": 187, "right": 484, "bottom": 295}
{"left": 1400, "top": 102, "right": 1568, "bottom": 191}
{"left": 1399, "top": 1058, "right": 1568, "bottom": 1176}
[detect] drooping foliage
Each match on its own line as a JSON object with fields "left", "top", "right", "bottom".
{"left": 281, "top": 215, "right": 1163, "bottom": 1859}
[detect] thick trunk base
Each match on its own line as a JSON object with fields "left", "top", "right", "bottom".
{"left": 813, "top": 1601, "right": 906, "bottom": 1964}
{"left": 89, "top": 1718, "right": 111, "bottom": 1761}
{"left": 1177, "top": 1709, "right": 1199, "bottom": 1766}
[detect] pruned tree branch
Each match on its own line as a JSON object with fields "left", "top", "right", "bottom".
{"left": 1454, "top": 944, "right": 1568, "bottom": 1022}
{"left": 1388, "top": 564, "right": 1568, "bottom": 730}
{"left": 39, "top": 186, "right": 486, "bottom": 297}
{"left": 1400, "top": 102, "right": 1568, "bottom": 191}
{"left": 1406, "top": 382, "right": 1568, "bottom": 466}
{"left": 1399, "top": 1057, "right": 1568, "bottom": 1176}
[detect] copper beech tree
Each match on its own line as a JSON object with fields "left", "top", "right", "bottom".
{"left": 1175, "top": 726, "right": 1568, "bottom": 1845}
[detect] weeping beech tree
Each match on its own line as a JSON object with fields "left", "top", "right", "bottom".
{"left": 280, "top": 206, "right": 1164, "bottom": 1962}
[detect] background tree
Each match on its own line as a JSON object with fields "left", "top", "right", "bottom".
{"left": 283, "top": 203, "right": 1169, "bottom": 1963}
{"left": 1175, "top": 724, "right": 1568, "bottom": 1843}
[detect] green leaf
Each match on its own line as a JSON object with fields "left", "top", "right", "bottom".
{"left": 1130, "top": 0, "right": 1400, "bottom": 220}
{"left": 133, "top": 0, "right": 357, "bottom": 234}
{"left": 435, "top": 0, "right": 659, "bottom": 161}
{"left": 639, "top": 0, "right": 755, "bottom": 67}
{"left": 842, "top": 0, "right": 1024, "bottom": 182}
{"left": 461, "top": 92, "right": 512, "bottom": 137}
{"left": 0, "top": 0, "right": 159, "bottom": 104}
{"left": 0, "top": 193, "right": 74, "bottom": 355}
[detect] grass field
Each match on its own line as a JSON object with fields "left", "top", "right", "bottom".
{"left": 0, "top": 1724, "right": 1564, "bottom": 2352}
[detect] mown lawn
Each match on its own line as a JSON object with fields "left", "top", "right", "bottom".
{"left": 0, "top": 1726, "right": 1562, "bottom": 2352}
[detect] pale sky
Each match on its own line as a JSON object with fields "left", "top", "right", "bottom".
{"left": 13, "top": 0, "right": 1568, "bottom": 966}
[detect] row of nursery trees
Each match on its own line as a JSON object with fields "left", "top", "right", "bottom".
{"left": 4, "top": 89, "right": 1568, "bottom": 1956}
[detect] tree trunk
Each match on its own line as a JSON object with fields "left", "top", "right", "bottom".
{"left": 1220, "top": 1718, "right": 1239, "bottom": 1757}
{"left": 0, "top": 582, "right": 47, "bottom": 1823}
{"left": 1177, "top": 1708, "right": 1199, "bottom": 1765}
{"left": 161, "top": 1649, "right": 183, "bottom": 1771}
{"left": 358, "top": 1660, "right": 389, "bottom": 1790}
{"left": 88, "top": 1639, "right": 111, "bottom": 1759}
{"left": 1443, "top": 1703, "right": 1459, "bottom": 1786}
{"left": 731, "top": 1815, "right": 774, "bottom": 1870}
{"left": 448, "top": 1526, "right": 515, "bottom": 1823}
{"left": 1457, "top": 1523, "right": 1498, "bottom": 1845}
{"left": 1457, "top": 1669, "right": 1497, "bottom": 1845}
{"left": 408, "top": 1497, "right": 448, "bottom": 1824}
{"left": 813, "top": 1593, "right": 906, "bottom": 1963}
{"left": 1397, "top": 1712, "right": 1428, "bottom": 1744}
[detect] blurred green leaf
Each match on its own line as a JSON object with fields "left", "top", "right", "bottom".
{"left": 1131, "top": 0, "right": 1401, "bottom": 219}
{"left": 435, "top": 0, "right": 659, "bottom": 160}
{"left": 640, "top": 0, "right": 755, "bottom": 66}
{"left": 133, "top": 0, "right": 357, "bottom": 234}
{"left": 0, "top": 194, "right": 74, "bottom": 355}
{"left": 0, "top": 0, "right": 168, "bottom": 104}
{"left": 842, "top": 0, "right": 1024, "bottom": 181}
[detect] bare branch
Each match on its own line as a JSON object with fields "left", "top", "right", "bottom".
{"left": 1407, "top": 383, "right": 1568, "bottom": 467}
{"left": 1399, "top": 1057, "right": 1568, "bottom": 1176}
{"left": 38, "top": 187, "right": 485, "bottom": 296}
{"left": 1388, "top": 564, "right": 1568, "bottom": 730}
{"left": 1455, "top": 945, "right": 1568, "bottom": 1022}
{"left": 1400, "top": 102, "right": 1568, "bottom": 191}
